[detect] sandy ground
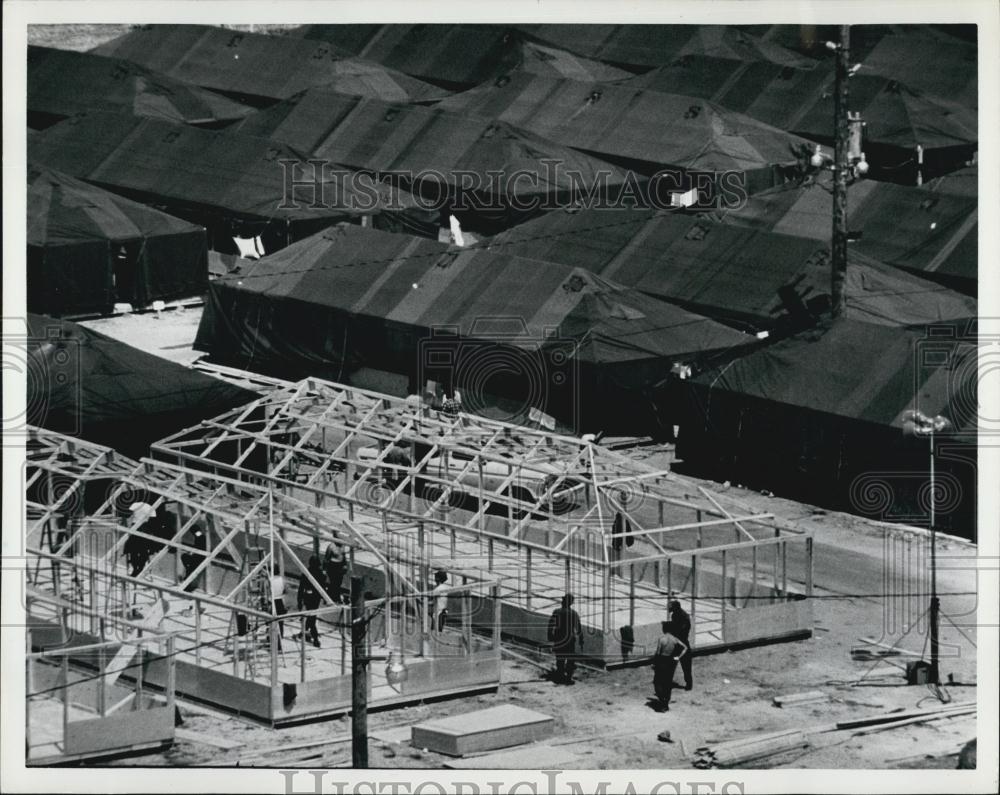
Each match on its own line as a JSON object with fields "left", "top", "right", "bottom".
{"left": 80, "top": 310, "right": 980, "bottom": 771}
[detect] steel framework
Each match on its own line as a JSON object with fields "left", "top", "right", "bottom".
{"left": 151, "top": 377, "right": 815, "bottom": 662}
{"left": 24, "top": 427, "right": 503, "bottom": 725}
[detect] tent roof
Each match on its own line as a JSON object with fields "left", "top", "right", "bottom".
{"left": 692, "top": 316, "right": 977, "bottom": 436}
{"left": 720, "top": 181, "right": 977, "bottom": 287}
{"left": 488, "top": 207, "right": 976, "bottom": 327}
{"left": 236, "top": 89, "right": 632, "bottom": 197}
{"left": 93, "top": 24, "right": 448, "bottom": 103}
{"left": 25, "top": 313, "right": 257, "bottom": 452}
{"left": 28, "top": 111, "right": 428, "bottom": 225}
{"left": 28, "top": 45, "right": 252, "bottom": 126}
{"left": 513, "top": 24, "right": 818, "bottom": 70}
{"left": 436, "top": 72, "right": 818, "bottom": 175}
{"left": 208, "top": 223, "right": 752, "bottom": 364}
{"left": 859, "top": 27, "right": 977, "bottom": 111}
{"left": 292, "top": 24, "right": 633, "bottom": 86}
{"left": 28, "top": 162, "right": 202, "bottom": 247}
{"left": 625, "top": 56, "right": 977, "bottom": 151}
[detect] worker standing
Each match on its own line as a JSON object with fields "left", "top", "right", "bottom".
{"left": 652, "top": 621, "right": 688, "bottom": 711}
{"left": 270, "top": 565, "right": 287, "bottom": 651}
{"left": 547, "top": 593, "right": 584, "bottom": 684}
{"left": 324, "top": 541, "right": 346, "bottom": 603}
{"left": 668, "top": 599, "right": 694, "bottom": 691}
{"left": 431, "top": 570, "right": 450, "bottom": 631}
{"left": 295, "top": 556, "right": 325, "bottom": 648}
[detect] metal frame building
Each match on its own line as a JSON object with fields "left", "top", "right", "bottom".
{"left": 25, "top": 428, "right": 503, "bottom": 726}
{"left": 151, "top": 376, "right": 815, "bottom": 664}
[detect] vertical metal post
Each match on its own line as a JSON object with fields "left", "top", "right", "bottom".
{"left": 89, "top": 570, "right": 98, "bottom": 635}
{"left": 628, "top": 564, "right": 635, "bottom": 627}
{"left": 492, "top": 584, "right": 501, "bottom": 651}
{"left": 831, "top": 24, "right": 851, "bottom": 318}
{"left": 525, "top": 547, "right": 533, "bottom": 610}
{"left": 690, "top": 554, "right": 698, "bottom": 633}
{"left": 463, "top": 589, "right": 472, "bottom": 653}
{"left": 300, "top": 616, "right": 307, "bottom": 683}
{"left": 782, "top": 542, "right": 788, "bottom": 597}
{"left": 805, "top": 537, "right": 814, "bottom": 599}
{"left": 351, "top": 576, "right": 368, "bottom": 769}
{"left": 270, "top": 619, "right": 279, "bottom": 692}
{"left": 721, "top": 550, "right": 728, "bottom": 638}
{"left": 98, "top": 623, "right": 107, "bottom": 716}
{"left": 62, "top": 654, "right": 70, "bottom": 744}
{"left": 929, "top": 431, "right": 939, "bottom": 684}
{"left": 166, "top": 636, "right": 176, "bottom": 714}
{"left": 195, "top": 599, "right": 202, "bottom": 665}
{"left": 136, "top": 642, "right": 144, "bottom": 706}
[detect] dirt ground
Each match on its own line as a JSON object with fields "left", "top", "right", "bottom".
{"left": 82, "top": 309, "right": 980, "bottom": 771}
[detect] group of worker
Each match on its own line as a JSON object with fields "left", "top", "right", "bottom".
{"left": 270, "top": 543, "right": 349, "bottom": 649}
{"left": 548, "top": 594, "right": 693, "bottom": 711}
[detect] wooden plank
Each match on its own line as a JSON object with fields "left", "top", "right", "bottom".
{"left": 835, "top": 701, "right": 975, "bottom": 731}
{"left": 175, "top": 728, "right": 246, "bottom": 750}
{"left": 411, "top": 705, "right": 554, "bottom": 757}
{"left": 852, "top": 707, "right": 975, "bottom": 737}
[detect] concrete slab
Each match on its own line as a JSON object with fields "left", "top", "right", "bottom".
{"left": 411, "top": 705, "right": 554, "bottom": 757}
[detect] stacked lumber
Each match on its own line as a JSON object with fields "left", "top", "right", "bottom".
{"left": 693, "top": 728, "right": 808, "bottom": 768}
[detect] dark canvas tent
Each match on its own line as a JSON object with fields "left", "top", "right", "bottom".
{"left": 93, "top": 24, "right": 448, "bottom": 106}
{"left": 513, "top": 24, "right": 817, "bottom": 71}
{"left": 292, "top": 24, "right": 632, "bottom": 88}
{"left": 719, "top": 180, "right": 977, "bottom": 296}
{"left": 436, "top": 73, "right": 820, "bottom": 195}
{"left": 28, "top": 164, "right": 208, "bottom": 316}
{"left": 236, "top": 89, "right": 635, "bottom": 233}
{"left": 28, "top": 45, "right": 252, "bottom": 129}
{"left": 625, "top": 57, "right": 977, "bottom": 183}
{"left": 488, "top": 207, "right": 976, "bottom": 330}
{"left": 676, "top": 316, "right": 977, "bottom": 538}
{"left": 25, "top": 313, "right": 257, "bottom": 456}
{"left": 29, "top": 111, "right": 438, "bottom": 255}
{"left": 195, "top": 224, "right": 753, "bottom": 433}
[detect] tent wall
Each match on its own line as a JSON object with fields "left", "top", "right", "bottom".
{"left": 674, "top": 382, "right": 977, "bottom": 539}
{"left": 27, "top": 242, "right": 114, "bottom": 316}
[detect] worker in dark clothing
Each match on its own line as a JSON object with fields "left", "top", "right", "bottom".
{"left": 323, "top": 541, "right": 346, "bottom": 603}
{"left": 180, "top": 524, "right": 207, "bottom": 593}
{"left": 295, "top": 556, "right": 325, "bottom": 648}
{"left": 547, "top": 593, "right": 584, "bottom": 684}
{"left": 652, "top": 621, "right": 688, "bottom": 711}
{"left": 668, "top": 599, "right": 693, "bottom": 690}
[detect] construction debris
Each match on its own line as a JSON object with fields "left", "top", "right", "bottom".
{"left": 773, "top": 690, "right": 829, "bottom": 707}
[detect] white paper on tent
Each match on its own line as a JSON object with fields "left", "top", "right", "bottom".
{"left": 449, "top": 215, "right": 465, "bottom": 247}
{"left": 670, "top": 188, "right": 700, "bottom": 208}
{"left": 529, "top": 406, "right": 556, "bottom": 430}
{"left": 233, "top": 236, "right": 266, "bottom": 260}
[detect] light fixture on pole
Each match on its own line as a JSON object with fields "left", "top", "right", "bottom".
{"left": 902, "top": 409, "right": 952, "bottom": 687}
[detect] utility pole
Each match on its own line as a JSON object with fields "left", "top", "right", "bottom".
{"left": 351, "top": 575, "right": 368, "bottom": 768}
{"left": 830, "top": 24, "right": 851, "bottom": 318}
